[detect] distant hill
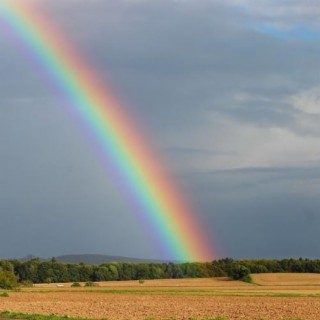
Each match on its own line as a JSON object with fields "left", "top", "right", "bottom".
{"left": 55, "top": 254, "right": 167, "bottom": 265}
{"left": 20, "top": 254, "right": 38, "bottom": 261}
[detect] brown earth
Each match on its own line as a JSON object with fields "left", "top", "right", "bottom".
{"left": 252, "top": 273, "right": 320, "bottom": 286}
{"left": 1, "top": 275, "right": 320, "bottom": 319}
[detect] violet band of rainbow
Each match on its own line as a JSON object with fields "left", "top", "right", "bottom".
{"left": 0, "top": 0, "right": 214, "bottom": 261}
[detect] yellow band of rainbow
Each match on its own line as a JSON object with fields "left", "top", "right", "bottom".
{"left": 0, "top": 0, "right": 215, "bottom": 261}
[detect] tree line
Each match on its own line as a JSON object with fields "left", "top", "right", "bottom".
{"left": 1, "top": 257, "right": 320, "bottom": 288}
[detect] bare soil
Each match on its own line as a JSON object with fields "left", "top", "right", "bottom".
{"left": 1, "top": 275, "right": 320, "bottom": 319}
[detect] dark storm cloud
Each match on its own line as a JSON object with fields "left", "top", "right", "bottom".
{"left": 37, "top": 0, "right": 320, "bottom": 134}
{"left": 1, "top": 0, "right": 320, "bottom": 259}
{"left": 184, "top": 166, "right": 320, "bottom": 258}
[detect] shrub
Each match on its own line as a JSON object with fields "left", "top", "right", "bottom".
{"left": 227, "top": 263, "right": 251, "bottom": 281}
{"left": 241, "top": 274, "right": 253, "bottom": 283}
{"left": 138, "top": 279, "right": 145, "bottom": 284}
{"left": 44, "top": 277, "right": 52, "bottom": 284}
{"left": 84, "top": 281, "right": 98, "bottom": 287}
{"left": 0, "top": 292, "right": 9, "bottom": 297}
{"left": 0, "top": 270, "right": 18, "bottom": 289}
{"left": 20, "top": 280, "right": 34, "bottom": 288}
{"left": 71, "top": 282, "right": 81, "bottom": 287}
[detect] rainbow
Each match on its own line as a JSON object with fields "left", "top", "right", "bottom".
{"left": 0, "top": 0, "right": 214, "bottom": 261}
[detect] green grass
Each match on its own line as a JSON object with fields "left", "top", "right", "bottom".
{"left": 0, "top": 312, "right": 229, "bottom": 320}
{"left": 0, "top": 312, "right": 89, "bottom": 320}
{"left": 0, "top": 311, "right": 306, "bottom": 320}
{"left": 16, "top": 288, "right": 320, "bottom": 298}
{"left": 0, "top": 292, "right": 9, "bottom": 297}
{"left": 0, "top": 313, "right": 231, "bottom": 320}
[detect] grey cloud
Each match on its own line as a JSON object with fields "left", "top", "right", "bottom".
{"left": 184, "top": 166, "right": 320, "bottom": 258}
{"left": 3, "top": 0, "right": 320, "bottom": 129}
{"left": 223, "top": 0, "right": 320, "bottom": 31}
{"left": 1, "top": 0, "right": 320, "bottom": 259}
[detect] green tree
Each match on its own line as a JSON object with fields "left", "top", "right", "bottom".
{"left": 228, "top": 263, "right": 251, "bottom": 281}
{"left": 0, "top": 260, "right": 14, "bottom": 272}
{"left": 0, "top": 269, "right": 18, "bottom": 289}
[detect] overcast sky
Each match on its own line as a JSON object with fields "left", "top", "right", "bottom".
{"left": 1, "top": 0, "right": 320, "bottom": 260}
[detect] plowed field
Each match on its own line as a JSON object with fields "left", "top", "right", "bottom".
{"left": 1, "top": 275, "right": 320, "bottom": 319}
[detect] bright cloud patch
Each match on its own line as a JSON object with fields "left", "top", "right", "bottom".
{"left": 223, "top": 0, "right": 320, "bottom": 39}
{"left": 290, "top": 87, "right": 320, "bottom": 115}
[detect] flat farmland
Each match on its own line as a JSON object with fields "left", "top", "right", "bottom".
{"left": 2, "top": 274, "right": 320, "bottom": 319}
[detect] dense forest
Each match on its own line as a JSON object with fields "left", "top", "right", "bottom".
{"left": 1, "top": 257, "right": 320, "bottom": 288}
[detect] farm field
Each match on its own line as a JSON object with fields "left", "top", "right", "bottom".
{"left": 2, "top": 274, "right": 320, "bottom": 320}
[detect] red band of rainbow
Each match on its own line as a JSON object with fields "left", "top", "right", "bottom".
{"left": 0, "top": 0, "right": 215, "bottom": 261}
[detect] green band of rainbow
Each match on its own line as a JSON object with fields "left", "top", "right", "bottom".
{"left": 0, "top": 0, "right": 215, "bottom": 261}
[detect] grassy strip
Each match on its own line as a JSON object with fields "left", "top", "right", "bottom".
{"left": 85, "top": 290, "right": 320, "bottom": 298}
{"left": 0, "top": 311, "right": 305, "bottom": 320}
{"left": 0, "top": 311, "right": 90, "bottom": 320}
{"left": 16, "top": 288, "right": 320, "bottom": 298}
{"left": 0, "top": 312, "right": 229, "bottom": 320}
{"left": 82, "top": 289, "right": 320, "bottom": 298}
{"left": 0, "top": 312, "right": 245, "bottom": 320}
